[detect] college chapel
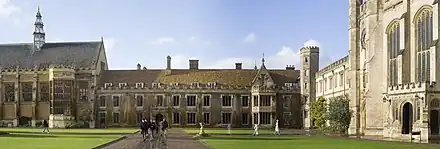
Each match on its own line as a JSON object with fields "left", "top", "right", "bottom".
{"left": 301, "top": 0, "right": 440, "bottom": 143}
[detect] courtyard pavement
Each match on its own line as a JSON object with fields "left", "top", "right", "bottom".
{"left": 100, "top": 128, "right": 210, "bottom": 149}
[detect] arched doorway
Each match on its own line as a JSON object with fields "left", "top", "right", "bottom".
{"left": 431, "top": 110, "right": 439, "bottom": 135}
{"left": 402, "top": 102, "right": 413, "bottom": 134}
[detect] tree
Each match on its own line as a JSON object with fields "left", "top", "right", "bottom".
{"left": 326, "top": 95, "right": 352, "bottom": 134}
{"left": 310, "top": 96, "right": 326, "bottom": 130}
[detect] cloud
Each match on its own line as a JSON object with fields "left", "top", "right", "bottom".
{"left": 243, "top": 32, "right": 256, "bottom": 44}
{"left": 151, "top": 37, "right": 176, "bottom": 45}
{"left": 188, "top": 36, "right": 198, "bottom": 42}
{"left": 166, "top": 44, "right": 335, "bottom": 70}
{"left": 0, "top": 0, "right": 20, "bottom": 19}
{"left": 303, "top": 39, "right": 321, "bottom": 47}
{"left": 167, "top": 45, "right": 302, "bottom": 69}
{"left": 188, "top": 36, "right": 212, "bottom": 46}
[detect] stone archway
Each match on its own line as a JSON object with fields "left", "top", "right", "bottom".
{"left": 430, "top": 110, "right": 439, "bottom": 135}
{"left": 402, "top": 102, "right": 413, "bottom": 134}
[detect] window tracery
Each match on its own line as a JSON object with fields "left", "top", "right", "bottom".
{"left": 386, "top": 21, "right": 400, "bottom": 86}
{"left": 415, "top": 8, "right": 433, "bottom": 82}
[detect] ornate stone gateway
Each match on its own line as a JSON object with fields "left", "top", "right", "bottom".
{"left": 402, "top": 102, "right": 413, "bottom": 134}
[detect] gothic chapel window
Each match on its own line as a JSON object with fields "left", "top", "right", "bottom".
{"left": 387, "top": 21, "right": 399, "bottom": 86}
{"left": 415, "top": 8, "right": 433, "bottom": 82}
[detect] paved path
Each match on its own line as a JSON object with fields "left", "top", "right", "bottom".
{"left": 101, "top": 129, "right": 210, "bottom": 149}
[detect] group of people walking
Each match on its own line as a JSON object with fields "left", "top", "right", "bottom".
{"left": 139, "top": 118, "right": 169, "bottom": 141}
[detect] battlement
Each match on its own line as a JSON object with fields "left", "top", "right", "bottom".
{"left": 387, "top": 81, "right": 437, "bottom": 95}
{"left": 300, "top": 46, "right": 319, "bottom": 53}
{"left": 316, "top": 55, "right": 349, "bottom": 76}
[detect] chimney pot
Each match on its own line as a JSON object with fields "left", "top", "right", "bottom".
{"left": 235, "top": 63, "right": 242, "bottom": 70}
{"left": 286, "top": 65, "right": 295, "bottom": 70}
{"left": 137, "top": 63, "right": 141, "bottom": 70}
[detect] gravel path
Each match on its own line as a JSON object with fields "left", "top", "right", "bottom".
{"left": 100, "top": 129, "right": 210, "bottom": 149}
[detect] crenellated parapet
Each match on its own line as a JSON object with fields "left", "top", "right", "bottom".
{"left": 387, "top": 81, "right": 437, "bottom": 95}
{"left": 316, "top": 55, "right": 349, "bottom": 76}
{"left": 300, "top": 46, "right": 319, "bottom": 54}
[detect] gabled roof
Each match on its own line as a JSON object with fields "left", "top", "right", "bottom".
{"left": 0, "top": 41, "right": 102, "bottom": 69}
{"left": 99, "top": 69, "right": 299, "bottom": 87}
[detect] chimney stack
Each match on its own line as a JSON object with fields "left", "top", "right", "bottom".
{"left": 235, "top": 63, "right": 242, "bottom": 70}
{"left": 286, "top": 65, "right": 295, "bottom": 70}
{"left": 189, "top": 60, "right": 199, "bottom": 70}
{"left": 137, "top": 63, "right": 141, "bottom": 70}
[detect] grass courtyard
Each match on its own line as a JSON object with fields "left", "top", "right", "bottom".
{"left": 184, "top": 128, "right": 440, "bottom": 149}
{"left": 0, "top": 128, "right": 137, "bottom": 149}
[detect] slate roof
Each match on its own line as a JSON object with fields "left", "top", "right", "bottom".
{"left": 99, "top": 69, "right": 299, "bottom": 87}
{"left": 0, "top": 41, "right": 102, "bottom": 69}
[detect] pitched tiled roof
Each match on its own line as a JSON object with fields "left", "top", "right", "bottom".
{"left": 0, "top": 41, "right": 102, "bottom": 69}
{"left": 99, "top": 69, "right": 299, "bottom": 87}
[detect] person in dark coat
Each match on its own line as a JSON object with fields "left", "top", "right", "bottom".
{"left": 42, "top": 120, "right": 49, "bottom": 133}
{"left": 139, "top": 118, "right": 148, "bottom": 141}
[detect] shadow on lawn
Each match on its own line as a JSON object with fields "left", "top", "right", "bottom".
{"left": 0, "top": 133, "right": 116, "bottom": 139}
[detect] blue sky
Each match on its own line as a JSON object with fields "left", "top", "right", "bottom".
{"left": 0, "top": 0, "right": 348, "bottom": 69}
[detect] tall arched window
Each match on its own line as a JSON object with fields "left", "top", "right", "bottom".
{"left": 387, "top": 21, "right": 400, "bottom": 86}
{"left": 415, "top": 8, "right": 433, "bottom": 82}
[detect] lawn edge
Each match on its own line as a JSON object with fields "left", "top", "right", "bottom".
{"left": 91, "top": 130, "right": 140, "bottom": 149}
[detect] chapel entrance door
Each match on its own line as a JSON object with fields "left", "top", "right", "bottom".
{"left": 402, "top": 102, "right": 413, "bottom": 134}
{"left": 430, "top": 110, "right": 439, "bottom": 135}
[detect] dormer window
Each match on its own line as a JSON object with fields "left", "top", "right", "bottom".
{"left": 104, "top": 83, "right": 113, "bottom": 88}
{"left": 169, "top": 82, "right": 179, "bottom": 86}
{"left": 284, "top": 83, "right": 293, "bottom": 89}
{"left": 135, "top": 82, "right": 144, "bottom": 88}
{"left": 118, "top": 83, "right": 127, "bottom": 88}
{"left": 191, "top": 82, "right": 200, "bottom": 87}
{"left": 207, "top": 82, "right": 217, "bottom": 88}
{"left": 152, "top": 83, "right": 160, "bottom": 88}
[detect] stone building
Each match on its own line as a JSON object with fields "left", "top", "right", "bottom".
{"left": 301, "top": 0, "right": 440, "bottom": 143}
{"left": 0, "top": 6, "right": 303, "bottom": 129}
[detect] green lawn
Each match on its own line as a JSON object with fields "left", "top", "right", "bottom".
{"left": 184, "top": 129, "right": 439, "bottom": 149}
{"left": 0, "top": 128, "right": 138, "bottom": 149}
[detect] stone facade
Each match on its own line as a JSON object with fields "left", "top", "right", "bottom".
{"left": 0, "top": 6, "right": 303, "bottom": 129}
{"left": 301, "top": 0, "right": 440, "bottom": 143}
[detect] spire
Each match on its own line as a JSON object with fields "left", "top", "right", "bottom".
{"left": 261, "top": 53, "right": 265, "bottom": 64}
{"left": 253, "top": 60, "right": 257, "bottom": 70}
{"left": 33, "top": 4, "right": 45, "bottom": 51}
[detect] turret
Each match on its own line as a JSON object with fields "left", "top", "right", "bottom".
{"left": 299, "top": 40, "right": 320, "bottom": 129}
{"left": 33, "top": 5, "right": 46, "bottom": 51}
